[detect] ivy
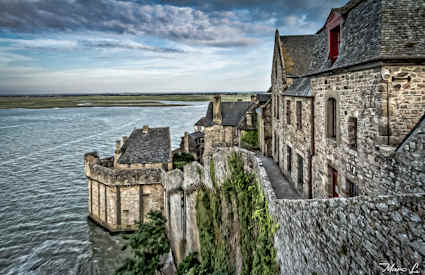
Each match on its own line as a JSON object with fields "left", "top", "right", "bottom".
{"left": 179, "top": 152, "right": 278, "bottom": 274}
{"left": 116, "top": 210, "right": 170, "bottom": 275}
{"left": 173, "top": 152, "right": 195, "bottom": 170}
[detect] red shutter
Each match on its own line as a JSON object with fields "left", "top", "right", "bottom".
{"left": 329, "top": 26, "right": 340, "bottom": 63}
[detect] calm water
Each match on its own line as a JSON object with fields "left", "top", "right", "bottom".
{"left": 0, "top": 103, "right": 208, "bottom": 274}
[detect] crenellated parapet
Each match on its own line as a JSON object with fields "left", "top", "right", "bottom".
{"left": 84, "top": 152, "right": 164, "bottom": 233}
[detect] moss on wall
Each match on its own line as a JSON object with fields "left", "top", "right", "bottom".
{"left": 178, "top": 152, "right": 278, "bottom": 274}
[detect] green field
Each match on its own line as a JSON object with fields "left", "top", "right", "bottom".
{"left": 0, "top": 94, "right": 253, "bottom": 109}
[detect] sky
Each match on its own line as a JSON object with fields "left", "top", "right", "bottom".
{"left": 0, "top": 0, "right": 347, "bottom": 94}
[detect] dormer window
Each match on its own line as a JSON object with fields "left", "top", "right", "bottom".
{"left": 326, "top": 11, "right": 343, "bottom": 64}
{"left": 329, "top": 25, "right": 340, "bottom": 63}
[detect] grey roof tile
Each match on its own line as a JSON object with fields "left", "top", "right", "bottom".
{"left": 282, "top": 77, "right": 312, "bottom": 97}
{"left": 118, "top": 127, "right": 171, "bottom": 164}
{"left": 279, "top": 35, "right": 316, "bottom": 77}
{"left": 204, "top": 101, "right": 255, "bottom": 127}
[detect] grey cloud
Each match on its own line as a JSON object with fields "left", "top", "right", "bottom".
{"left": 0, "top": 0, "right": 261, "bottom": 48}
{"left": 0, "top": 37, "right": 183, "bottom": 53}
{"left": 79, "top": 39, "right": 184, "bottom": 53}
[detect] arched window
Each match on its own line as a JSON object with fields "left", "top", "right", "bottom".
{"left": 327, "top": 98, "right": 337, "bottom": 138}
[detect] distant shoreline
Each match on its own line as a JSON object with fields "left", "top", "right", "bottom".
{"left": 0, "top": 93, "right": 254, "bottom": 109}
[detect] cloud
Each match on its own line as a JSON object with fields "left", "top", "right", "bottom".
{"left": 0, "top": 37, "right": 183, "bottom": 53}
{"left": 0, "top": 0, "right": 267, "bottom": 48}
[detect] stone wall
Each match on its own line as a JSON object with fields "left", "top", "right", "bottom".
{"left": 161, "top": 147, "right": 425, "bottom": 274}
{"left": 310, "top": 65, "right": 425, "bottom": 198}
{"left": 212, "top": 148, "right": 425, "bottom": 275}
{"left": 280, "top": 96, "right": 314, "bottom": 197}
{"left": 84, "top": 152, "right": 164, "bottom": 232}
{"left": 203, "top": 124, "right": 237, "bottom": 157}
{"left": 258, "top": 100, "right": 272, "bottom": 157}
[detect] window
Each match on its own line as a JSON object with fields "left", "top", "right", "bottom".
{"left": 327, "top": 98, "right": 337, "bottom": 138}
{"left": 351, "top": 181, "right": 359, "bottom": 197}
{"left": 329, "top": 167, "right": 338, "bottom": 198}
{"left": 287, "top": 146, "right": 292, "bottom": 172}
{"left": 286, "top": 100, "right": 291, "bottom": 125}
{"left": 348, "top": 117, "right": 358, "bottom": 150}
{"left": 296, "top": 101, "right": 302, "bottom": 130}
{"left": 297, "top": 154, "right": 303, "bottom": 187}
{"left": 329, "top": 25, "right": 340, "bottom": 63}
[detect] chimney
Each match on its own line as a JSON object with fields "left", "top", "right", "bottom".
{"left": 184, "top": 132, "right": 189, "bottom": 153}
{"left": 213, "top": 95, "right": 222, "bottom": 124}
{"left": 142, "top": 125, "right": 149, "bottom": 134}
{"left": 115, "top": 140, "right": 121, "bottom": 154}
{"left": 251, "top": 95, "right": 257, "bottom": 104}
{"left": 122, "top": 136, "right": 128, "bottom": 144}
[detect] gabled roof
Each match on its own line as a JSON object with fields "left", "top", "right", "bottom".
{"left": 279, "top": 35, "right": 315, "bottom": 77}
{"left": 204, "top": 101, "right": 254, "bottom": 127}
{"left": 307, "top": 0, "right": 425, "bottom": 76}
{"left": 118, "top": 127, "right": 171, "bottom": 164}
{"left": 317, "top": 0, "right": 364, "bottom": 33}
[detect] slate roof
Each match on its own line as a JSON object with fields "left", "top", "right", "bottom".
{"left": 257, "top": 93, "right": 271, "bottom": 104}
{"left": 204, "top": 101, "right": 255, "bottom": 127}
{"left": 307, "top": 0, "right": 425, "bottom": 75}
{"left": 281, "top": 77, "right": 312, "bottom": 97}
{"left": 279, "top": 35, "right": 316, "bottom": 77}
{"left": 189, "top": 131, "right": 204, "bottom": 140}
{"left": 118, "top": 127, "right": 171, "bottom": 164}
{"left": 194, "top": 116, "right": 208, "bottom": 126}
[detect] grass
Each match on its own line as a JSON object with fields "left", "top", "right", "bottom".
{"left": 0, "top": 94, "right": 254, "bottom": 109}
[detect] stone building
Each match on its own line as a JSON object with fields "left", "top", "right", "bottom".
{"left": 256, "top": 93, "right": 272, "bottom": 157}
{"left": 200, "top": 95, "right": 257, "bottom": 156}
{"left": 84, "top": 126, "right": 172, "bottom": 232}
{"left": 266, "top": 0, "right": 425, "bottom": 198}
{"left": 178, "top": 131, "right": 205, "bottom": 160}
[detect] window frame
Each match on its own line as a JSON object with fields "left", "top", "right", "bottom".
{"left": 286, "top": 100, "right": 291, "bottom": 125}
{"left": 327, "top": 98, "right": 337, "bottom": 139}
{"left": 296, "top": 101, "right": 302, "bottom": 130}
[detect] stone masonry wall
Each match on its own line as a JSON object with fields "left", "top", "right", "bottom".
{"left": 225, "top": 148, "right": 425, "bottom": 274}
{"left": 163, "top": 147, "right": 425, "bottom": 274}
{"left": 310, "top": 65, "right": 425, "bottom": 198}
{"left": 280, "top": 96, "right": 314, "bottom": 197}
{"left": 380, "top": 65, "right": 425, "bottom": 145}
{"left": 85, "top": 153, "right": 164, "bottom": 232}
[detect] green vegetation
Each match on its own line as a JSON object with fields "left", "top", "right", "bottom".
{"left": 0, "top": 94, "right": 253, "bottom": 109}
{"left": 176, "top": 252, "right": 201, "bottom": 275}
{"left": 178, "top": 153, "right": 278, "bottom": 274}
{"left": 116, "top": 210, "right": 170, "bottom": 275}
{"left": 241, "top": 130, "right": 259, "bottom": 150}
{"left": 173, "top": 152, "right": 195, "bottom": 170}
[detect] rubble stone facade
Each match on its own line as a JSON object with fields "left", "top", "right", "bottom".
{"left": 265, "top": 0, "right": 425, "bottom": 199}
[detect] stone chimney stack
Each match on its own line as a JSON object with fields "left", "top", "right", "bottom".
{"left": 115, "top": 140, "right": 121, "bottom": 154}
{"left": 142, "top": 125, "right": 149, "bottom": 134}
{"left": 184, "top": 132, "right": 189, "bottom": 153}
{"left": 213, "top": 95, "right": 222, "bottom": 124}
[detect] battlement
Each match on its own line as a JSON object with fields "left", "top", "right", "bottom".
{"left": 84, "top": 151, "right": 165, "bottom": 233}
{"left": 84, "top": 152, "right": 162, "bottom": 186}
